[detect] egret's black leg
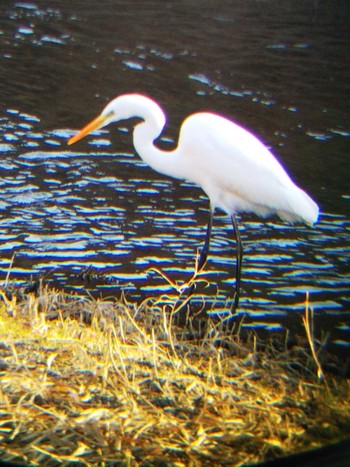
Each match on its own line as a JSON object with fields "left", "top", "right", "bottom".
{"left": 187, "top": 207, "right": 214, "bottom": 296}
{"left": 197, "top": 208, "right": 214, "bottom": 271}
{"left": 231, "top": 214, "right": 243, "bottom": 312}
{"left": 174, "top": 207, "right": 214, "bottom": 325}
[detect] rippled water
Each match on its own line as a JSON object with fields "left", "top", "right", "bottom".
{"left": 0, "top": 0, "right": 349, "bottom": 351}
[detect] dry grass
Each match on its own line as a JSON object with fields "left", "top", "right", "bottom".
{"left": 0, "top": 282, "right": 349, "bottom": 466}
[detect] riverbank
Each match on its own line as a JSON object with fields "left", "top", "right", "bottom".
{"left": 0, "top": 282, "right": 349, "bottom": 466}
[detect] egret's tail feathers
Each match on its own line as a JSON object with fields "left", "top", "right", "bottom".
{"left": 279, "top": 186, "right": 319, "bottom": 226}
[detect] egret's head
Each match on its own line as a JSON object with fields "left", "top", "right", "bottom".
{"left": 68, "top": 94, "right": 164, "bottom": 146}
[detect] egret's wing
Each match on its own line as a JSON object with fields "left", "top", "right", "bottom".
{"left": 180, "top": 113, "right": 318, "bottom": 224}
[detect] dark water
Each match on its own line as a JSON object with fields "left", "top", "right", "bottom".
{"left": 0, "top": 1, "right": 349, "bottom": 351}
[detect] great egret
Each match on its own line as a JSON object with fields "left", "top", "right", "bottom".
{"left": 68, "top": 93, "right": 319, "bottom": 310}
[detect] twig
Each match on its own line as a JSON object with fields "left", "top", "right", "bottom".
{"left": 5, "top": 253, "right": 16, "bottom": 287}
{"left": 302, "top": 292, "right": 324, "bottom": 381}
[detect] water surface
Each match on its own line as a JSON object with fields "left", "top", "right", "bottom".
{"left": 0, "top": 0, "right": 349, "bottom": 351}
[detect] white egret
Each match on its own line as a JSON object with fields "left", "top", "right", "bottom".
{"left": 68, "top": 93, "right": 319, "bottom": 310}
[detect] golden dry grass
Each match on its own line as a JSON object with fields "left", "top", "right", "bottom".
{"left": 0, "top": 282, "right": 349, "bottom": 466}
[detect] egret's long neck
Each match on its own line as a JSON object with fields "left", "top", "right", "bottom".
{"left": 132, "top": 110, "right": 183, "bottom": 181}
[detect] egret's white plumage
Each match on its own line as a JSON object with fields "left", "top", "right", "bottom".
{"left": 69, "top": 93, "right": 319, "bottom": 310}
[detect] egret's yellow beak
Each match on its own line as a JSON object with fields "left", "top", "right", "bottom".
{"left": 68, "top": 114, "right": 109, "bottom": 145}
